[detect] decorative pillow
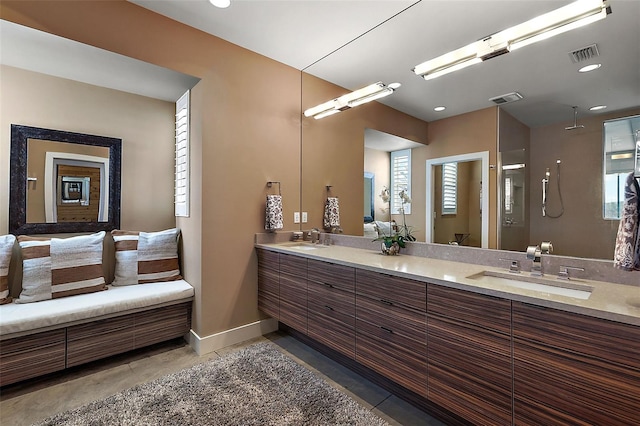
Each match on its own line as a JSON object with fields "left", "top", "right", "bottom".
{"left": 0, "top": 234, "right": 16, "bottom": 304}
{"left": 111, "top": 228, "right": 182, "bottom": 286}
{"left": 16, "top": 231, "right": 107, "bottom": 304}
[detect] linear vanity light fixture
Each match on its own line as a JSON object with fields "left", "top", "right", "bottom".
{"left": 413, "top": 0, "right": 610, "bottom": 81}
{"left": 303, "top": 82, "right": 401, "bottom": 119}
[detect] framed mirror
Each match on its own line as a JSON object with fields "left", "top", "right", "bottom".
{"left": 10, "top": 124, "right": 121, "bottom": 235}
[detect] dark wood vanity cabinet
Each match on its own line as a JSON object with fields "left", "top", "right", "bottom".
{"left": 257, "top": 249, "right": 279, "bottom": 319}
{"left": 355, "top": 270, "right": 427, "bottom": 398}
{"left": 307, "top": 259, "right": 356, "bottom": 358}
{"left": 427, "top": 284, "right": 513, "bottom": 425}
{"left": 256, "top": 248, "right": 640, "bottom": 426}
{"left": 512, "top": 302, "right": 640, "bottom": 426}
{"left": 278, "top": 253, "right": 308, "bottom": 333}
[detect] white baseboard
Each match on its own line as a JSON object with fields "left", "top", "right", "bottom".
{"left": 187, "top": 318, "right": 278, "bottom": 355}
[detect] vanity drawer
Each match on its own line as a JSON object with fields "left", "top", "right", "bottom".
{"left": 356, "top": 269, "right": 426, "bottom": 312}
{"left": 307, "top": 259, "right": 355, "bottom": 292}
{"left": 258, "top": 267, "right": 279, "bottom": 318}
{"left": 308, "top": 280, "right": 355, "bottom": 324}
{"left": 428, "top": 284, "right": 511, "bottom": 335}
{"left": 256, "top": 248, "right": 279, "bottom": 272}
{"left": 356, "top": 318, "right": 427, "bottom": 397}
{"left": 356, "top": 295, "right": 425, "bottom": 341}
{"left": 308, "top": 308, "right": 355, "bottom": 359}
{"left": 279, "top": 253, "right": 307, "bottom": 278}
{"left": 512, "top": 302, "right": 640, "bottom": 368}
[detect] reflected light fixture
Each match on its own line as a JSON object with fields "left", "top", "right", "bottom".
{"left": 209, "top": 0, "right": 231, "bottom": 8}
{"left": 579, "top": 63, "right": 602, "bottom": 72}
{"left": 304, "top": 82, "right": 400, "bottom": 119}
{"left": 434, "top": 106, "right": 446, "bottom": 112}
{"left": 413, "top": 0, "right": 610, "bottom": 81}
{"left": 502, "top": 163, "right": 526, "bottom": 170}
{"left": 589, "top": 105, "right": 607, "bottom": 111}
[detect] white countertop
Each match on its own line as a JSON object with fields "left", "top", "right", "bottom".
{"left": 256, "top": 242, "right": 640, "bottom": 326}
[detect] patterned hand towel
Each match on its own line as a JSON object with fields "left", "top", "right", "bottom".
{"left": 265, "top": 195, "right": 284, "bottom": 231}
{"left": 613, "top": 172, "right": 640, "bottom": 270}
{"left": 323, "top": 197, "right": 340, "bottom": 229}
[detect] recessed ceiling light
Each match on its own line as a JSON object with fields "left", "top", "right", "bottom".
{"left": 578, "top": 63, "right": 601, "bottom": 73}
{"left": 209, "top": 0, "right": 230, "bottom": 8}
{"left": 434, "top": 106, "right": 446, "bottom": 112}
{"left": 589, "top": 105, "right": 607, "bottom": 111}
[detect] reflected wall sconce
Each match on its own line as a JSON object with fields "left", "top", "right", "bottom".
{"left": 304, "top": 81, "right": 401, "bottom": 119}
{"left": 413, "top": 0, "right": 610, "bottom": 81}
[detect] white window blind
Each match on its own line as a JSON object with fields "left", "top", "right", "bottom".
{"left": 390, "top": 149, "right": 411, "bottom": 214}
{"left": 442, "top": 162, "right": 457, "bottom": 215}
{"left": 175, "top": 91, "right": 189, "bottom": 217}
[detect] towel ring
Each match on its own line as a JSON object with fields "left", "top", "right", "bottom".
{"left": 267, "top": 181, "right": 281, "bottom": 195}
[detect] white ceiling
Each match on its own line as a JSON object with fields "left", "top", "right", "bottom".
{"left": 130, "top": 0, "right": 640, "bottom": 128}
{"left": 1, "top": 1, "right": 638, "bottom": 129}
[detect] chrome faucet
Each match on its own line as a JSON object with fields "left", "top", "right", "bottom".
{"left": 558, "top": 265, "right": 585, "bottom": 280}
{"left": 499, "top": 258, "right": 521, "bottom": 273}
{"left": 308, "top": 228, "right": 320, "bottom": 244}
{"left": 526, "top": 245, "right": 543, "bottom": 276}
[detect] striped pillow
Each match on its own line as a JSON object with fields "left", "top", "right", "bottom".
{"left": 16, "top": 231, "right": 107, "bottom": 304}
{"left": 112, "top": 228, "right": 182, "bottom": 286}
{"left": 0, "top": 234, "right": 16, "bottom": 304}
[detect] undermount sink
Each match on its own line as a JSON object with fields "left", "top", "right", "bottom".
{"left": 285, "top": 242, "right": 328, "bottom": 251}
{"left": 466, "top": 270, "right": 593, "bottom": 300}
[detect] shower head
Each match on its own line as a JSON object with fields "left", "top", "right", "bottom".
{"left": 565, "top": 106, "right": 585, "bottom": 130}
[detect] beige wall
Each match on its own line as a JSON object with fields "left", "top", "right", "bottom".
{"left": 301, "top": 72, "right": 428, "bottom": 236}
{"left": 1, "top": 1, "right": 301, "bottom": 339}
{"left": 364, "top": 148, "right": 390, "bottom": 223}
{"left": 529, "top": 107, "right": 640, "bottom": 259}
{"left": 0, "top": 65, "right": 176, "bottom": 233}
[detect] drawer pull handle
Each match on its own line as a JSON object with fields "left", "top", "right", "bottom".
{"left": 324, "top": 305, "right": 334, "bottom": 311}
{"left": 380, "top": 299, "right": 393, "bottom": 306}
{"left": 380, "top": 326, "right": 393, "bottom": 333}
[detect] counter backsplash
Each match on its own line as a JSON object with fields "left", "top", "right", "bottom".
{"left": 255, "top": 232, "right": 639, "bottom": 287}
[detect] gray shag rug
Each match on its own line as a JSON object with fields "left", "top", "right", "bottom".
{"left": 34, "top": 342, "right": 389, "bottom": 426}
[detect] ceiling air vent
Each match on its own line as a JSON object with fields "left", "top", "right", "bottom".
{"left": 489, "top": 92, "right": 523, "bottom": 105}
{"left": 568, "top": 43, "right": 600, "bottom": 63}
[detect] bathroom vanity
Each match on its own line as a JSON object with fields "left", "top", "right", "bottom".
{"left": 255, "top": 239, "right": 640, "bottom": 426}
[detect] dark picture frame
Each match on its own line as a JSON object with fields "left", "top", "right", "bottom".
{"left": 9, "top": 124, "right": 121, "bottom": 235}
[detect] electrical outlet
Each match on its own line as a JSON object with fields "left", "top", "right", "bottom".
{"left": 294, "top": 212, "right": 300, "bottom": 223}
{"left": 302, "top": 212, "right": 308, "bottom": 223}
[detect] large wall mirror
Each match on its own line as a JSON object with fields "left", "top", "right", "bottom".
{"left": 300, "top": 1, "right": 639, "bottom": 261}
{"left": 9, "top": 125, "right": 121, "bottom": 234}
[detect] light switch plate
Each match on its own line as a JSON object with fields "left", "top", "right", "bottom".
{"left": 302, "top": 212, "right": 308, "bottom": 223}
{"left": 294, "top": 212, "right": 300, "bottom": 223}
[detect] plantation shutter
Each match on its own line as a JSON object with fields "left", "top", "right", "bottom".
{"left": 390, "top": 149, "right": 411, "bottom": 214}
{"left": 442, "top": 162, "right": 457, "bottom": 215}
{"left": 175, "top": 91, "right": 190, "bottom": 217}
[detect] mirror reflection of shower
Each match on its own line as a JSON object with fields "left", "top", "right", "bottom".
{"left": 542, "top": 159, "right": 564, "bottom": 218}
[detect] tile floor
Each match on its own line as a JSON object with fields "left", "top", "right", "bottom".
{"left": 0, "top": 331, "right": 446, "bottom": 426}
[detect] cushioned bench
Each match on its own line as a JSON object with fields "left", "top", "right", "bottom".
{"left": 0, "top": 229, "right": 194, "bottom": 387}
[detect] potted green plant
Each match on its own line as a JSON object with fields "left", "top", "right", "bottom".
{"left": 374, "top": 186, "right": 406, "bottom": 255}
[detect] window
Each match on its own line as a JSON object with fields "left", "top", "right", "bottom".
{"left": 603, "top": 114, "right": 640, "bottom": 220}
{"left": 390, "top": 149, "right": 411, "bottom": 214}
{"left": 442, "top": 162, "right": 457, "bottom": 215}
{"left": 175, "top": 91, "right": 190, "bottom": 217}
